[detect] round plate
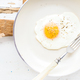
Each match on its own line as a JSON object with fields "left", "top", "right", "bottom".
{"left": 14, "top": 0, "right": 80, "bottom": 77}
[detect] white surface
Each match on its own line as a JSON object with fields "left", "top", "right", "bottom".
{"left": 0, "top": 0, "right": 22, "bottom": 7}
{"left": 14, "top": 0, "right": 80, "bottom": 77}
{"left": 0, "top": 0, "right": 80, "bottom": 80}
{"left": 0, "top": 37, "right": 80, "bottom": 80}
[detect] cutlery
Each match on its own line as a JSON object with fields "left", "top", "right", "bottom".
{"left": 33, "top": 35, "right": 80, "bottom": 80}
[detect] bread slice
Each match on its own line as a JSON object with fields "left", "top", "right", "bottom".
{"left": 0, "top": 19, "right": 14, "bottom": 36}
{"left": 23, "top": 0, "right": 27, "bottom": 3}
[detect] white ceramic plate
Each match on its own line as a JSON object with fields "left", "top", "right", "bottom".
{"left": 14, "top": 0, "right": 80, "bottom": 77}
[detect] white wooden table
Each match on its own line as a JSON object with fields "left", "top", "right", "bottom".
{"left": 0, "top": 0, "right": 80, "bottom": 80}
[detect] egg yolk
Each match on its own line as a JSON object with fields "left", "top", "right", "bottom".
{"left": 44, "top": 22, "right": 59, "bottom": 39}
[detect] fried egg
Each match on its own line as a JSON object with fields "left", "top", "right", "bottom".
{"left": 35, "top": 12, "right": 80, "bottom": 49}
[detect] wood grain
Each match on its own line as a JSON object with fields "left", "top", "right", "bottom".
{"left": 0, "top": 19, "right": 14, "bottom": 36}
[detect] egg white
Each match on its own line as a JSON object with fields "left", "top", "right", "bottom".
{"left": 35, "top": 12, "right": 80, "bottom": 49}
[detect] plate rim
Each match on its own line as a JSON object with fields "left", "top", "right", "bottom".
{"left": 13, "top": 0, "right": 80, "bottom": 77}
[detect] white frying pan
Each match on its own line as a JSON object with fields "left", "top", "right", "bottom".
{"left": 14, "top": 0, "right": 80, "bottom": 77}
